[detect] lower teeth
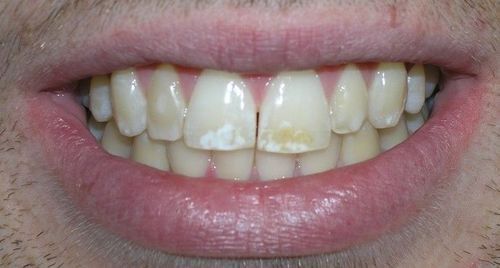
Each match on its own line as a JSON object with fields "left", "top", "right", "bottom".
{"left": 81, "top": 62, "right": 440, "bottom": 181}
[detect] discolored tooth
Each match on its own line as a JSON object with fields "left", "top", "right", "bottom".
{"left": 256, "top": 151, "right": 296, "bottom": 181}
{"left": 147, "top": 64, "right": 186, "bottom": 141}
{"left": 379, "top": 115, "right": 409, "bottom": 151}
{"left": 338, "top": 121, "right": 380, "bottom": 166}
{"left": 421, "top": 104, "right": 429, "bottom": 120}
{"left": 405, "top": 64, "right": 426, "bottom": 114}
{"left": 184, "top": 70, "right": 256, "bottom": 150}
{"left": 111, "top": 68, "right": 147, "bottom": 137}
{"left": 89, "top": 75, "right": 113, "bottom": 122}
{"left": 88, "top": 116, "right": 106, "bottom": 141}
{"left": 368, "top": 62, "right": 407, "bottom": 129}
{"left": 166, "top": 139, "right": 210, "bottom": 177}
{"left": 132, "top": 132, "right": 169, "bottom": 171}
{"left": 406, "top": 112, "right": 424, "bottom": 134}
{"left": 330, "top": 64, "right": 368, "bottom": 134}
{"left": 424, "top": 65, "right": 440, "bottom": 98}
{"left": 258, "top": 70, "right": 331, "bottom": 153}
{"left": 213, "top": 149, "right": 254, "bottom": 180}
{"left": 298, "top": 133, "right": 341, "bottom": 176}
{"left": 101, "top": 120, "right": 132, "bottom": 158}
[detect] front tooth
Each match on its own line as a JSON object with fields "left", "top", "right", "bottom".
{"left": 101, "top": 120, "right": 132, "bottom": 158}
{"left": 424, "top": 65, "right": 440, "bottom": 98}
{"left": 184, "top": 70, "right": 256, "bottom": 150}
{"left": 338, "top": 121, "right": 380, "bottom": 166}
{"left": 330, "top": 64, "right": 368, "bottom": 134}
{"left": 368, "top": 62, "right": 407, "bottom": 129}
{"left": 166, "top": 140, "right": 210, "bottom": 177}
{"left": 89, "top": 75, "right": 113, "bottom": 122}
{"left": 379, "top": 115, "right": 409, "bottom": 151}
{"left": 88, "top": 116, "right": 106, "bottom": 141}
{"left": 111, "top": 68, "right": 147, "bottom": 137}
{"left": 147, "top": 64, "right": 186, "bottom": 141}
{"left": 405, "top": 64, "right": 426, "bottom": 114}
{"left": 298, "top": 133, "right": 342, "bottom": 176}
{"left": 258, "top": 70, "right": 331, "bottom": 153}
{"left": 132, "top": 132, "right": 169, "bottom": 171}
{"left": 256, "top": 151, "right": 296, "bottom": 181}
{"left": 213, "top": 149, "right": 254, "bottom": 180}
{"left": 406, "top": 112, "right": 424, "bottom": 134}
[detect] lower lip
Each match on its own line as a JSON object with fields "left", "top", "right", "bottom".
{"left": 26, "top": 77, "right": 483, "bottom": 257}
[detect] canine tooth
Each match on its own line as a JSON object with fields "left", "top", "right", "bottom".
{"left": 88, "top": 116, "right": 106, "bottom": 141}
{"left": 379, "top": 116, "right": 409, "bottom": 151}
{"left": 213, "top": 149, "right": 254, "bottom": 180}
{"left": 256, "top": 151, "right": 296, "bottom": 180}
{"left": 338, "top": 121, "right": 380, "bottom": 166}
{"left": 147, "top": 64, "right": 186, "bottom": 141}
{"left": 184, "top": 70, "right": 256, "bottom": 150}
{"left": 424, "top": 65, "right": 440, "bottom": 98}
{"left": 132, "top": 132, "right": 169, "bottom": 171}
{"left": 166, "top": 139, "right": 210, "bottom": 177}
{"left": 89, "top": 75, "right": 113, "bottom": 122}
{"left": 406, "top": 112, "right": 424, "bottom": 134}
{"left": 298, "top": 133, "right": 341, "bottom": 176}
{"left": 258, "top": 70, "right": 331, "bottom": 153}
{"left": 405, "top": 64, "right": 426, "bottom": 114}
{"left": 330, "top": 64, "right": 368, "bottom": 134}
{"left": 368, "top": 62, "right": 407, "bottom": 129}
{"left": 111, "top": 68, "right": 147, "bottom": 137}
{"left": 101, "top": 120, "right": 132, "bottom": 158}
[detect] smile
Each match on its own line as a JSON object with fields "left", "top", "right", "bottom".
{"left": 23, "top": 4, "right": 486, "bottom": 258}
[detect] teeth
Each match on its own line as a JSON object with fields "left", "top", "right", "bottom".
{"left": 424, "top": 65, "right": 440, "bottom": 98}
{"left": 89, "top": 75, "right": 113, "bottom": 122}
{"left": 213, "top": 149, "right": 254, "bottom": 180}
{"left": 338, "top": 121, "right": 380, "bottom": 166}
{"left": 330, "top": 64, "right": 369, "bottom": 134}
{"left": 405, "top": 64, "right": 426, "bottom": 114}
{"left": 147, "top": 64, "right": 186, "bottom": 141}
{"left": 405, "top": 112, "right": 424, "bottom": 134}
{"left": 258, "top": 70, "right": 331, "bottom": 153}
{"left": 298, "top": 133, "right": 342, "bottom": 176}
{"left": 101, "top": 120, "right": 133, "bottom": 158}
{"left": 88, "top": 116, "right": 106, "bottom": 141}
{"left": 256, "top": 151, "right": 296, "bottom": 180}
{"left": 132, "top": 132, "right": 169, "bottom": 171}
{"left": 379, "top": 115, "right": 409, "bottom": 151}
{"left": 110, "top": 68, "right": 147, "bottom": 137}
{"left": 184, "top": 70, "right": 256, "bottom": 150}
{"left": 166, "top": 139, "right": 210, "bottom": 177}
{"left": 368, "top": 62, "right": 407, "bottom": 129}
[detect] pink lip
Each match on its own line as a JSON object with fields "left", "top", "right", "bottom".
{"left": 22, "top": 6, "right": 486, "bottom": 257}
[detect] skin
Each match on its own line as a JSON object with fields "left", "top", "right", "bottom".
{"left": 0, "top": 1, "right": 498, "bottom": 267}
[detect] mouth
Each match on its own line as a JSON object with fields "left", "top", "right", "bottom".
{"left": 23, "top": 4, "right": 486, "bottom": 258}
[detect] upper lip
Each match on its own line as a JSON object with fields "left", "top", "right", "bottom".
{"left": 23, "top": 4, "right": 486, "bottom": 257}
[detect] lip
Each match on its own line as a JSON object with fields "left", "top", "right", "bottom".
{"left": 22, "top": 5, "right": 486, "bottom": 257}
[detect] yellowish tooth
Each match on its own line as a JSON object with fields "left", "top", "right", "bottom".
{"left": 330, "top": 64, "right": 368, "bottom": 134}
{"left": 338, "top": 121, "right": 380, "bottom": 166}
{"left": 256, "top": 151, "right": 296, "bottom": 181}
{"left": 101, "top": 120, "right": 132, "bottom": 158}
{"left": 111, "top": 68, "right": 147, "bottom": 137}
{"left": 405, "top": 64, "right": 426, "bottom": 114}
{"left": 184, "top": 70, "right": 256, "bottom": 150}
{"left": 88, "top": 116, "right": 106, "bottom": 141}
{"left": 166, "top": 139, "right": 210, "bottom": 177}
{"left": 147, "top": 64, "right": 186, "bottom": 141}
{"left": 132, "top": 132, "right": 169, "bottom": 171}
{"left": 213, "top": 149, "right": 254, "bottom": 180}
{"left": 298, "top": 133, "right": 341, "bottom": 176}
{"left": 89, "top": 75, "right": 113, "bottom": 122}
{"left": 424, "top": 65, "right": 440, "bottom": 98}
{"left": 405, "top": 112, "right": 424, "bottom": 134}
{"left": 258, "top": 70, "right": 331, "bottom": 153}
{"left": 368, "top": 62, "right": 407, "bottom": 129}
{"left": 379, "top": 115, "right": 409, "bottom": 151}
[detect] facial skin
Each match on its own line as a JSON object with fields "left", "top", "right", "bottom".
{"left": 0, "top": 1, "right": 498, "bottom": 267}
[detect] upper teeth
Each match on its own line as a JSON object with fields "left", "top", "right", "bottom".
{"left": 86, "top": 62, "right": 439, "bottom": 181}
